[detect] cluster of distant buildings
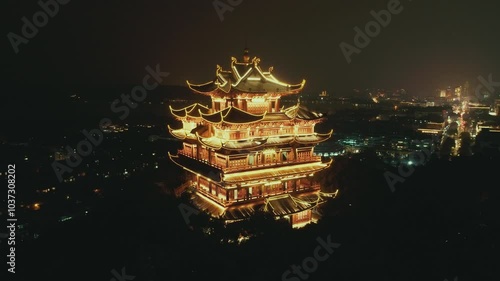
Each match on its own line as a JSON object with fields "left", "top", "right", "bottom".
{"left": 290, "top": 81, "right": 500, "bottom": 164}
{"left": 437, "top": 81, "right": 500, "bottom": 116}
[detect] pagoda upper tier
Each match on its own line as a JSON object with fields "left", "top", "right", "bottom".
{"left": 169, "top": 102, "right": 325, "bottom": 126}
{"left": 187, "top": 54, "right": 305, "bottom": 97}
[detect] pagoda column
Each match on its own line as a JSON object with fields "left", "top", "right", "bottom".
{"left": 242, "top": 99, "right": 248, "bottom": 111}
{"left": 236, "top": 184, "right": 242, "bottom": 202}
{"left": 209, "top": 149, "right": 215, "bottom": 166}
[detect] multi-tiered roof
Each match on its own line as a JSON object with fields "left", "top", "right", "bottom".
{"left": 167, "top": 50, "right": 334, "bottom": 226}
{"left": 168, "top": 103, "right": 332, "bottom": 150}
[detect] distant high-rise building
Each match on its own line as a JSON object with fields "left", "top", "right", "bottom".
{"left": 455, "top": 86, "right": 462, "bottom": 98}
{"left": 463, "top": 81, "right": 470, "bottom": 97}
{"left": 446, "top": 86, "right": 453, "bottom": 98}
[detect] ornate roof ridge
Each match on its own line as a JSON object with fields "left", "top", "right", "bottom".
{"left": 169, "top": 103, "right": 210, "bottom": 118}
{"left": 199, "top": 106, "right": 267, "bottom": 124}
{"left": 186, "top": 53, "right": 306, "bottom": 95}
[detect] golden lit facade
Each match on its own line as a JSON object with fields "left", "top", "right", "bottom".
{"left": 168, "top": 50, "right": 333, "bottom": 227}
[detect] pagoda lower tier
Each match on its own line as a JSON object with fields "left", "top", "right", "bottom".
{"left": 169, "top": 151, "right": 333, "bottom": 227}
{"left": 169, "top": 152, "right": 332, "bottom": 205}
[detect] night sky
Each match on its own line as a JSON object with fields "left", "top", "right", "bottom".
{"left": 5, "top": 0, "right": 500, "bottom": 95}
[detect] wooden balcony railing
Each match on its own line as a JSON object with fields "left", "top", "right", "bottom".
{"left": 177, "top": 151, "right": 322, "bottom": 173}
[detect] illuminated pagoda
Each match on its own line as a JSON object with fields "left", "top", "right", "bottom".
{"left": 168, "top": 49, "right": 334, "bottom": 228}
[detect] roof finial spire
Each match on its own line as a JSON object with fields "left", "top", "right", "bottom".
{"left": 243, "top": 46, "right": 250, "bottom": 63}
